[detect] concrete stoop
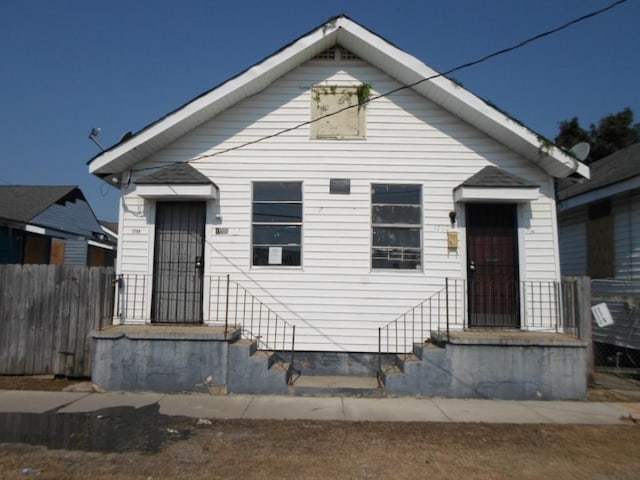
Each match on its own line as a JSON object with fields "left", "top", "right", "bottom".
{"left": 380, "top": 334, "right": 589, "bottom": 400}
{"left": 227, "top": 339, "right": 290, "bottom": 395}
{"left": 226, "top": 341, "right": 384, "bottom": 396}
{"left": 381, "top": 342, "right": 451, "bottom": 397}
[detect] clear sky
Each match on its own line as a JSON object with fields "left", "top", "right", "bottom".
{"left": 1, "top": 0, "right": 638, "bottom": 221}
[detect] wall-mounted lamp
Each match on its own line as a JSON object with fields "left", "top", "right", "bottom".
{"left": 449, "top": 211, "right": 457, "bottom": 228}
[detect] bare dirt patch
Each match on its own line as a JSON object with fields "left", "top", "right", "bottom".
{"left": 0, "top": 420, "right": 639, "bottom": 479}
{"left": 0, "top": 376, "right": 84, "bottom": 392}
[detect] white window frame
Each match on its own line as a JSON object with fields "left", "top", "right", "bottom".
{"left": 251, "top": 181, "right": 303, "bottom": 268}
{"left": 371, "top": 183, "right": 423, "bottom": 271}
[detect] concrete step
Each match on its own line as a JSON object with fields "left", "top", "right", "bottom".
{"left": 290, "top": 375, "right": 383, "bottom": 397}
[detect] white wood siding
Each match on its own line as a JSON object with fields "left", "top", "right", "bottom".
{"left": 118, "top": 59, "right": 561, "bottom": 351}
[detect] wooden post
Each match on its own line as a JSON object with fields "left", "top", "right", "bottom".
{"left": 565, "top": 276, "right": 594, "bottom": 384}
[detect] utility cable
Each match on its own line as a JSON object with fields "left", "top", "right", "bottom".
{"left": 129, "top": 0, "right": 628, "bottom": 173}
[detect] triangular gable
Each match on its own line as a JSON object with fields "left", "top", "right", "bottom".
{"left": 88, "top": 15, "right": 589, "bottom": 181}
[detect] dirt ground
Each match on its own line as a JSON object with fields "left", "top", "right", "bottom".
{"left": 1, "top": 420, "right": 639, "bottom": 479}
{"left": 0, "top": 376, "right": 639, "bottom": 479}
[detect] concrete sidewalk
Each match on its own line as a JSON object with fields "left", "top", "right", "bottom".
{"left": 1, "top": 390, "right": 640, "bottom": 425}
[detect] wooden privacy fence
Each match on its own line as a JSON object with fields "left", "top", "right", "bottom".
{"left": 0, "top": 265, "right": 115, "bottom": 377}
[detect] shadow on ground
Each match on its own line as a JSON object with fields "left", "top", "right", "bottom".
{"left": 0, "top": 403, "right": 191, "bottom": 453}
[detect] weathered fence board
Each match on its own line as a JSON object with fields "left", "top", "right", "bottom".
{"left": 0, "top": 264, "right": 115, "bottom": 377}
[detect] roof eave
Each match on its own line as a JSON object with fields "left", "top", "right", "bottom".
{"left": 88, "top": 15, "right": 590, "bottom": 181}
{"left": 89, "top": 23, "right": 340, "bottom": 176}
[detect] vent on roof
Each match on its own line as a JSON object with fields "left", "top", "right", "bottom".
{"left": 340, "top": 48, "right": 360, "bottom": 60}
{"left": 313, "top": 46, "right": 360, "bottom": 61}
{"left": 314, "top": 47, "right": 336, "bottom": 60}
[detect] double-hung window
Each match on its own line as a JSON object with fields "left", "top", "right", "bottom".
{"left": 252, "top": 182, "right": 302, "bottom": 267}
{"left": 371, "top": 184, "right": 422, "bottom": 270}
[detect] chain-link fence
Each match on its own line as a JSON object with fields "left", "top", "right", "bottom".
{"left": 591, "top": 279, "right": 640, "bottom": 387}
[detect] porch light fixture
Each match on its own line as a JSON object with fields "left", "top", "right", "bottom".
{"left": 449, "top": 211, "right": 457, "bottom": 227}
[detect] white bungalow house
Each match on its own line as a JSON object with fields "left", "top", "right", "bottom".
{"left": 89, "top": 16, "right": 589, "bottom": 398}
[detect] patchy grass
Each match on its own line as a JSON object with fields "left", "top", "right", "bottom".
{"left": 0, "top": 420, "right": 639, "bottom": 479}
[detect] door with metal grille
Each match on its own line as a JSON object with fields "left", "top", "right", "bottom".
{"left": 151, "top": 201, "right": 206, "bottom": 323}
{"left": 466, "top": 203, "right": 520, "bottom": 328}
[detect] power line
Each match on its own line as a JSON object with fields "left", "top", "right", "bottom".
{"left": 131, "top": 0, "right": 629, "bottom": 173}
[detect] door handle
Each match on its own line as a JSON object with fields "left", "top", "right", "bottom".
{"left": 469, "top": 260, "right": 476, "bottom": 272}
{"left": 195, "top": 256, "right": 203, "bottom": 270}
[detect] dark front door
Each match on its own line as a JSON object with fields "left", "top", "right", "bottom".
{"left": 152, "top": 201, "right": 206, "bottom": 323}
{"left": 466, "top": 203, "right": 520, "bottom": 328}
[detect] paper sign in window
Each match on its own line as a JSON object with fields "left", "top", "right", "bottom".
{"left": 268, "top": 247, "right": 283, "bottom": 265}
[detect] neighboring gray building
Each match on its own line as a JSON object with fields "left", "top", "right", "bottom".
{"left": 0, "top": 185, "right": 116, "bottom": 266}
{"left": 557, "top": 142, "right": 640, "bottom": 280}
{"left": 557, "top": 142, "right": 640, "bottom": 355}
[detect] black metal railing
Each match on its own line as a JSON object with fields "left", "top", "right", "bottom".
{"left": 377, "top": 279, "right": 580, "bottom": 379}
{"left": 114, "top": 273, "right": 299, "bottom": 384}
{"left": 211, "top": 275, "right": 299, "bottom": 384}
{"left": 377, "top": 278, "right": 465, "bottom": 372}
{"left": 521, "top": 280, "right": 565, "bottom": 333}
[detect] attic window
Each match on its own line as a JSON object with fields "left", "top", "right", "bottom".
{"left": 310, "top": 85, "right": 366, "bottom": 140}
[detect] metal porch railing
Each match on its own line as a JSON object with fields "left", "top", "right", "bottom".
{"left": 377, "top": 278, "right": 466, "bottom": 359}
{"left": 114, "top": 273, "right": 299, "bottom": 384}
{"left": 377, "top": 279, "right": 580, "bottom": 379}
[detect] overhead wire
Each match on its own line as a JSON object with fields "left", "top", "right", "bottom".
{"left": 128, "top": 0, "right": 629, "bottom": 174}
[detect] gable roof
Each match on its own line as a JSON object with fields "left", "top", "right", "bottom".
{"left": 88, "top": 15, "right": 589, "bottom": 181}
{"left": 0, "top": 185, "right": 79, "bottom": 223}
{"left": 136, "top": 162, "right": 216, "bottom": 185}
{"left": 456, "top": 166, "right": 538, "bottom": 189}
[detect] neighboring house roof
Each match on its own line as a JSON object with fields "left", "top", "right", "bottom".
{"left": 0, "top": 185, "right": 109, "bottom": 242}
{"left": 0, "top": 185, "right": 79, "bottom": 223}
{"left": 88, "top": 15, "right": 588, "bottom": 181}
{"left": 557, "top": 142, "right": 640, "bottom": 212}
{"left": 136, "top": 163, "right": 216, "bottom": 185}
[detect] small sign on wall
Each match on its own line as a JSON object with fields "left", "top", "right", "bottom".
{"left": 330, "top": 178, "right": 351, "bottom": 194}
{"left": 447, "top": 231, "right": 459, "bottom": 249}
{"left": 268, "top": 247, "right": 283, "bottom": 265}
{"left": 591, "top": 302, "right": 614, "bottom": 328}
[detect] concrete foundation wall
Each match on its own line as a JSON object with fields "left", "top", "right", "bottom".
{"left": 91, "top": 327, "right": 234, "bottom": 393}
{"left": 92, "top": 327, "right": 587, "bottom": 400}
{"left": 385, "top": 336, "right": 588, "bottom": 400}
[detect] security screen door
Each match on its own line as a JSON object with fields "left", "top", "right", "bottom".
{"left": 466, "top": 203, "right": 520, "bottom": 328}
{"left": 151, "top": 201, "right": 206, "bottom": 323}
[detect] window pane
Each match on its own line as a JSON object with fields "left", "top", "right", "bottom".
{"left": 373, "top": 227, "right": 421, "bottom": 248}
{"left": 372, "top": 184, "right": 421, "bottom": 205}
{"left": 253, "top": 203, "right": 302, "bottom": 223}
{"left": 254, "top": 182, "right": 302, "bottom": 202}
{"left": 372, "top": 248, "right": 421, "bottom": 269}
{"left": 372, "top": 205, "right": 420, "bottom": 225}
{"left": 253, "top": 246, "right": 301, "bottom": 266}
{"left": 253, "top": 225, "right": 301, "bottom": 246}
